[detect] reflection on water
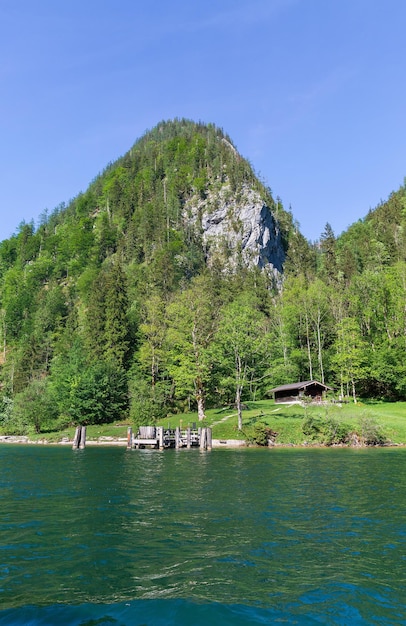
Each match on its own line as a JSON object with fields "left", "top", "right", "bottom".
{"left": 0, "top": 446, "right": 405, "bottom": 624}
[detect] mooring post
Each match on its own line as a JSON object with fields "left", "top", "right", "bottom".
{"left": 175, "top": 427, "right": 181, "bottom": 449}
{"left": 127, "top": 427, "right": 133, "bottom": 449}
{"left": 200, "top": 427, "right": 206, "bottom": 450}
{"left": 186, "top": 427, "right": 191, "bottom": 449}
{"left": 72, "top": 426, "right": 81, "bottom": 450}
{"left": 157, "top": 426, "right": 164, "bottom": 449}
{"left": 207, "top": 427, "right": 212, "bottom": 450}
{"left": 79, "top": 426, "right": 86, "bottom": 449}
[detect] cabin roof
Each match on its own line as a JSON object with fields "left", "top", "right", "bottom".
{"left": 268, "top": 380, "right": 333, "bottom": 394}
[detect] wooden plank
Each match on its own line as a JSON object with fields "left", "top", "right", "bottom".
{"left": 133, "top": 438, "right": 158, "bottom": 445}
{"left": 139, "top": 426, "right": 156, "bottom": 439}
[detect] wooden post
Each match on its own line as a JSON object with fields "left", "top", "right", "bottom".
{"left": 207, "top": 427, "right": 212, "bottom": 450}
{"left": 79, "top": 426, "right": 86, "bottom": 449}
{"left": 175, "top": 427, "right": 181, "bottom": 449}
{"left": 127, "top": 427, "right": 133, "bottom": 449}
{"left": 200, "top": 427, "right": 206, "bottom": 450}
{"left": 186, "top": 427, "right": 191, "bottom": 449}
{"left": 157, "top": 426, "right": 164, "bottom": 449}
{"left": 72, "top": 426, "right": 81, "bottom": 449}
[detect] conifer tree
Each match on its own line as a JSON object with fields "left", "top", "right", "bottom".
{"left": 104, "top": 261, "right": 130, "bottom": 368}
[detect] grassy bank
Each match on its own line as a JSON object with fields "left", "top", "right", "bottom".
{"left": 157, "top": 399, "right": 406, "bottom": 445}
{"left": 8, "top": 399, "right": 406, "bottom": 446}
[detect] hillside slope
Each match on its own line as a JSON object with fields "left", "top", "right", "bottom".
{"left": 0, "top": 119, "right": 298, "bottom": 434}
{"left": 2, "top": 119, "right": 406, "bottom": 439}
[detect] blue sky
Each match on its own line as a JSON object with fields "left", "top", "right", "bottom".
{"left": 1, "top": 0, "right": 406, "bottom": 242}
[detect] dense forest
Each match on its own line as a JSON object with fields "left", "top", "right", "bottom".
{"left": 1, "top": 118, "right": 406, "bottom": 436}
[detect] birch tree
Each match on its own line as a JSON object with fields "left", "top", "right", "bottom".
{"left": 331, "top": 317, "right": 368, "bottom": 403}
{"left": 166, "top": 276, "right": 218, "bottom": 420}
{"left": 215, "top": 295, "right": 268, "bottom": 430}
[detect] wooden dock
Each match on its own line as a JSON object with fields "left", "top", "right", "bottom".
{"left": 129, "top": 426, "right": 212, "bottom": 450}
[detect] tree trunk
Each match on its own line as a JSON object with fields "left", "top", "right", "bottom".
{"left": 235, "top": 353, "right": 244, "bottom": 430}
{"left": 236, "top": 384, "right": 243, "bottom": 431}
{"left": 1, "top": 311, "right": 6, "bottom": 362}
{"left": 351, "top": 378, "right": 357, "bottom": 404}
{"left": 316, "top": 312, "right": 325, "bottom": 384}
{"left": 305, "top": 312, "right": 313, "bottom": 380}
{"left": 195, "top": 379, "right": 206, "bottom": 421}
{"left": 197, "top": 396, "right": 205, "bottom": 421}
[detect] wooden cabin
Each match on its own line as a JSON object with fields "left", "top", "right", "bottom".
{"left": 268, "top": 380, "right": 333, "bottom": 404}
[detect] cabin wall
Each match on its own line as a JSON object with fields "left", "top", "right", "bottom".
{"left": 275, "top": 393, "right": 300, "bottom": 403}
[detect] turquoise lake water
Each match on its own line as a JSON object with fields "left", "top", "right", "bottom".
{"left": 0, "top": 445, "right": 405, "bottom": 625}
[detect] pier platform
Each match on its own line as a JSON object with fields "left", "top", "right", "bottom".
{"left": 129, "top": 426, "right": 212, "bottom": 450}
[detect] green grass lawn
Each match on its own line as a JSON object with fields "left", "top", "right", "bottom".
{"left": 23, "top": 399, "right": 406, "bottom": 445}
{"left": 31, "top": 422, "right": 131, "bottom": 443}
{"left": 156, "top": 399, "right": 406, "bottom": 445}
{"left": 359, "top": 400, "right": 406, "bottom": 442}
{"left": 156, "top": 400, "right": 315, "bottom": 443}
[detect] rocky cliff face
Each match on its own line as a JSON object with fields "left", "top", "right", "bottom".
{"left": 184, "top": 183, "right": 285, "bottom": 278}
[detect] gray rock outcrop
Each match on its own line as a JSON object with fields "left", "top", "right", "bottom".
{"left": 184, "top": 183, "right": 285, "bottom": 278}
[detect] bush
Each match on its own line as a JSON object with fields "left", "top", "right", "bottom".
{"left": 302, "top": 414, "right": 351, "bottom": 445}
{"left": 243, "top": 421, "right": 277, "bottom": 446}
{"left": 358, "top": 416, "right": 386, "bottom": 445}
{"left": 9, "top": 379, "right": 57, "bottom": 435}
{"left": 0, "top": 396, "right": 15, "bottom": 434}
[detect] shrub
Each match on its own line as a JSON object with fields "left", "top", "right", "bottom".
{"left": 358, "top": 416, "right": 386, "bottom": 445}
{"left": 243, "top": 422, "right": 277, "bottom": 446}
{"left": 0, "top": 396, "right": 15, "bottom": 434}
{"left": 302, "top": 414, "right": 351, "bottom": 445}
{"left": 9, "top": 379, "right": 57, "bottom": 435}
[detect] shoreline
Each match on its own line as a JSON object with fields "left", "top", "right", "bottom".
{"left": 0, "top": 435, "right": 404, "bottom": 448}
{"left": 0, "top": 436, "right": 246, "bottom": 447}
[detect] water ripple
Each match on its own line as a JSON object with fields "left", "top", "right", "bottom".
{"left": 0, "top": 446, "right": 405, "bottom": 624}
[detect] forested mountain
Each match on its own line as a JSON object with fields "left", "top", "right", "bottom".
{"left": 0, "top": 119, "right": 405, "bottom": 435}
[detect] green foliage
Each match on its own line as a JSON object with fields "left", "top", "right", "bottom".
{"left": 0, "top": 396, "right": 14, "bottom": 433}
{"left": 48, "top": 334, "right": 129, "bottom": 427}
{"left": 331, "top": 317, "right": 368, "bottom": 402}
{"left": 214, "top": 293, "right": 270, "bottom": 429}
{"left": 302, "top": 413, "right": 352, "bottom": 445}
{"left": 83, "top": 261, "right": 132, "bottom": 367}
{"left": 243, "top": 421, "right": 276, "bottom": 446}
{"left": 358, "top": 415, "right": 387, "bottom": 445}
{"left": 165, "top": 274, "right": 219, "bottom": 419}
{"left": 9, "top": 379, "right": 57, "bottom": 435}
{"left": 302, "top": 408, "right": 387, "bottom": 447}
{"left": 129, "top": 377, "right": 169, "bottom": 427}
{"left": 62, "top": 362, "right": 129, "bottom": 426}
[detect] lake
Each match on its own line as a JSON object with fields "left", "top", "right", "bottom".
{"left": 0, "top": 445, "right": 405, "bottom": 625}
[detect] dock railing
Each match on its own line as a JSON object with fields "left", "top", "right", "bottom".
{"left": 130, "top": 426, "right": 211, "bottom": 450}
